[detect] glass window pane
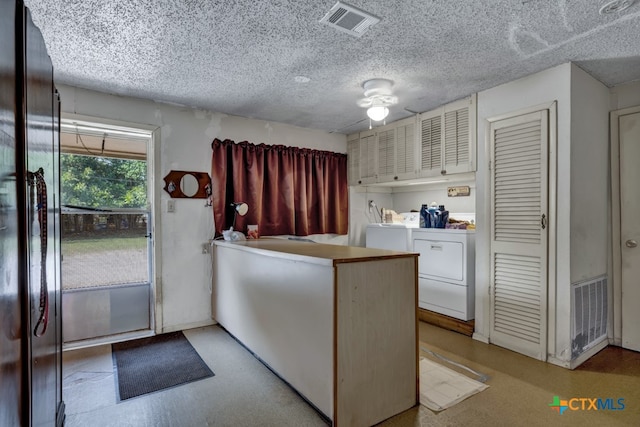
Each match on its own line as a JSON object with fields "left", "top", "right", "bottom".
{"left": 61, "top": 154, "right": 147, "bottom": 209}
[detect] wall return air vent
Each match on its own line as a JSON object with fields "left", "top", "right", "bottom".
{"left": 319, "top": 1, "right": 381, "bottom": 38}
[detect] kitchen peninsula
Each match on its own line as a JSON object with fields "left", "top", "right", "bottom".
{"left": 211, "top": 239, "right": 418, "bottom": 426}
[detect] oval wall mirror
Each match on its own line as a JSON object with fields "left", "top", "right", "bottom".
{"left": 180, "top": 173, "right": 199, "bottom": 197}
{"left": 163, "top": 170, "right": 212, "bottom": 199}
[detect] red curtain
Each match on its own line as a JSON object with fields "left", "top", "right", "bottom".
{"left": 210, "top": 138, "right": 348, "bottom": 237}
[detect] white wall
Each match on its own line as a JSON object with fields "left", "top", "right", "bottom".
{"left": 475, "top": 64, "right": 572, "bottom": 353}
{"left": 562, "top": 65, "right": 610, "bottom": 365}
{"left": 611, "top": 81, "right": 640, "bottom": 111}
{"left": 349, "top": 187, "right": 393, "bottom": 247}
{"left": 569, "top": 64, "right": 610, "bottom": 284}
{"left": 57, "top": 85, "right": 346, "bottom": 333}
{"left": 348, "top": 180, "right": 476, "bottom": 247}
{"left": 391, "top": 181, "right": 475, "bottom": 217}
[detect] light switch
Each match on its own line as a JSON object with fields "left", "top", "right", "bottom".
{"left": 167, "top": 200, "right": 175, "bottom": 212}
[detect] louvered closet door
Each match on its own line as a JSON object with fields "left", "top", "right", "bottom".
{"left": 489, "top": 109, "right": 549, "bottom": 361}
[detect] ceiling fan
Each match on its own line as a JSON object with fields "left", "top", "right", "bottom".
{"left": 356, "top": 78, "right": 398, "bottom": 126}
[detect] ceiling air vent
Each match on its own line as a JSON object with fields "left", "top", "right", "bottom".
{"left": 319, "top": 1, "right": 381, "bottom": 38}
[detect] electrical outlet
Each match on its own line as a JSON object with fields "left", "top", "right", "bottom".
{"left": 202, "top": 243, "right": 210, "bottom": 254}
{"left": 368, "top": 200, "right": 374, "bottom": 213}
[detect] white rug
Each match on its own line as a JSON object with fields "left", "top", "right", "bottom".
{"left": 419, "top": 357, "right": 489, "bottom": 412}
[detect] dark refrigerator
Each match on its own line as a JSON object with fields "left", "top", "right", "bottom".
{"left": 1, "top": 0, "right": 64, "bottom": 425}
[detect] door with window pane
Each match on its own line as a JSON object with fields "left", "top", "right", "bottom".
{"left": 59, "top": 124, "right": 153, "bottom": 343}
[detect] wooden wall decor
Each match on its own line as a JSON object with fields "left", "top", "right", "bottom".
{"left": 163, "top": 170, "right": 211, "bottom": 199}
{"left": 447, "top": 185, "right": 471, "bottom": 197}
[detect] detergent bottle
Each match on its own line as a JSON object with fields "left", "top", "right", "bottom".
{"left": 427, "top": 202, "right": 439, "bottom": 228}
{"left": 419, "top": 204, "right": 429, "bottom": 228}
{"left": 435, "top": 204, "right": 449, "bottom": 228}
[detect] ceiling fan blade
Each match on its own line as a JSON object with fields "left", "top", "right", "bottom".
{"left": 356, "top": 98, "right": 373, "bottom": 108}
{"left": 378, "top": 95, "right": 398, "bottom": 105}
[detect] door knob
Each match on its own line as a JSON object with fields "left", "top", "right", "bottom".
{"left": 626, "top": 240, "right": 638, "bottom": 248}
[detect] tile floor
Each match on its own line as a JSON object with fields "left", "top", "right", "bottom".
{"left": 62, "top": 322, "right": 640, "bottom": 426}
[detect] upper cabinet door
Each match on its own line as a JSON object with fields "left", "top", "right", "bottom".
{"left": 347, "top": 96, "right": 475, "bottom": 186}
{"left": 418, "top": 108, "right": 443, "bottom": 177}
{"left": 376, "top": 116, "right": 418, "bottom": 183}
{"left": 418, "top": 95, "right": 477, "bottom": 178}
{"left": 443, "top": 95, "right": 476, "bottom": 175}
{"left": 394, "top": 116, "right": 418, "bottom": 181}
{"left": 347, "top": 134, "right": 360, "bottom": 185}
{"left": 376, "top": 124, "right": 395, "bottom": 182}
{"left": 358, "top": 130, "right": 377, "bottom": 184}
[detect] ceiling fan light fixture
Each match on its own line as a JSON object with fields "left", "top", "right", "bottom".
{"left": 362, "top": 78, "right": 394, "bottom": 97}
{"left": 367, "top": 106, "right": 389, "bottom": 121}
{"left": 358, "top": 78, "right": 397, "bottom": 123}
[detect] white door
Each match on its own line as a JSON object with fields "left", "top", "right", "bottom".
{"left": 619, "top": 110, "right": 640, "bottom": 352}
{"left": 59, "top": 122, "right": 154, "bottom": 343}
{"left": 489, "top": 109, "right": 549, "bottom": 361}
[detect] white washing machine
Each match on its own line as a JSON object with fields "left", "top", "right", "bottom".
{"left": 365, "top": 212, "right": 419, "bottom": 251}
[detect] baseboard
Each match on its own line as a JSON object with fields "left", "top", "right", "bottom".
{"left": 546, "top": 355, "right": 571, "bottom": 368}
{"left": 569, "top": 338, "right": 609, "bottom": 370}
{"left": 63, "top": 329, "right": 155, "bottom": 351}
{"left": 472, "top": 332, "right": 489, "bottom": 344}
{"left": 162, "top": 319, "right": 215, "bottom": 334}
{"left": 548, "top": 338, "right": 610, "bottom": 370}
{"left": 418, "top": 308, "right": 474, "bottom": 337}
{"left": 219, "top": 324, "right": 333, "bottom": 425}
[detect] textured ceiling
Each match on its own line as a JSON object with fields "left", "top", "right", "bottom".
{"left": 24, "top": 0, "right": 640, "bottom": 134}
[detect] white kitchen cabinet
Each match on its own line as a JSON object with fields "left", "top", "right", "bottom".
{"left": 347, "top": 129, "right": 378, "bottom": 185}
{"left": 376, "top": 116, "right": 418, "bottom": 183}
{"left": 377, "top": 124, "right": 395, "bottom": 180}
{"left": 212, "top": 239, "right": 418, "bottom": 426}
{"left": 347, "top": 117, "right": 418, "bottom": 185}
{"left": 418, "top": 94, "right": 476, "bottom": 177}
{"left": 358, "top": 129, "right": 377, "bottom": 184}
{"left": 418, "top": 108, "right": 443, "bottom": 177}
{"left": 347, "top": 95, "right": 475, "bottom": 186}
{"left": 347, "top": 133, "right": 360, "bottom": 185}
